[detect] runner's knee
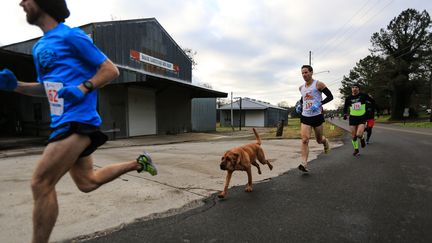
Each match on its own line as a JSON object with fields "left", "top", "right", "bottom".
{"left": 31, "top": 176, "right": 55, "bottom": 197}
{"left": 316, "top": 136, "right": 325, "bottom": 144}
{"left": 302, "top": 137, "right": 309, "bottom": 145}
{"left": 73, "top": 175, "right": 100, "bottom": 193}
{"left": 75, "top": 180, "right": 99, "bottom": 193}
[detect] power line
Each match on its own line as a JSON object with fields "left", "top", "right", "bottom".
{"left": 313, "top": 0, "right": 375, "bottom": 57}
{"left": 314, "top": 0, "right": 395, "bottom": 62}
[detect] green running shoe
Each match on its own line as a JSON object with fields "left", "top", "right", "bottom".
{"left": 324, "top": 139, "right": 330, "bottom": 154}
{"left": 137, "top": 152, "right": 158, "bottom": 176}
{"left": 353, "top": 149, "right": 360, "bottom": 156}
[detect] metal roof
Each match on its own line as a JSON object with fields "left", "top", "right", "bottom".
{"left": 218, "top": 97, "right": 286, "bottom": 110}
{"left": 116, "top": 64, "right": 227, "bottom": 98}
{"left": 0, "top": 49, "right": 37, "bottom": 81}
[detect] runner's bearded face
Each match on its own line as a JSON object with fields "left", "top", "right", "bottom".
{"left": 20, "top": 0, "right": 43, "bottom": 25}
{"left": 301, "top": 68, "right": 313, "bottom": 82}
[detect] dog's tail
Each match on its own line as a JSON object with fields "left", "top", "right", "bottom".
{"left": 252, "top": 128, "right": 262, "bottom": 145}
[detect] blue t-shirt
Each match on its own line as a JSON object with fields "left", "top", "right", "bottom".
{"left": 32, "top": 23, "right": 107, "bottom": 128}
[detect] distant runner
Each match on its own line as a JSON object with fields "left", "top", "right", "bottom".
{"left": 343, "top": 83, "right": 374, "bottom": 156}
{"left": 365, "top": 94, "right": 378, "bottom": 144}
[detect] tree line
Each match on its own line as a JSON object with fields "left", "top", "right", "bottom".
{"left": 339, "top": 8, "right": 431, "bottom": 120}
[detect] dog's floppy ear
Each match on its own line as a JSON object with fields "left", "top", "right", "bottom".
{"left": 232, "top": 153, "right": 240, "bottom": 164}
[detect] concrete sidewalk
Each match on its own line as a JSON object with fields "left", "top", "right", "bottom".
{"left": 0, "top": 132, "right": 229, "bottom": 158}
{"left": 0, "top": 131, "right": 342, "bottom": 243}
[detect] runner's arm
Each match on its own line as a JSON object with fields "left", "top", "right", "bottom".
{"left": 321, "top": 87, "right": 333, "bottom": 105}
{"left": 77, "top": 59, "right": 119, "bottom": 94}
{"left": 343, "top": 97, "right": 350, "bottom": 115}
{"left": 316, "top": 81, "right": 333, "bottom": 105}
{"left": 15, "top": 81, "right": 46, "bottom": 97}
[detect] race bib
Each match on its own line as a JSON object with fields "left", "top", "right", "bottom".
{"left": 352, "top": 102, "right": 361, "bottom": 110}
{"left": 304, "top": 100, "right": 313, "bottom": 114}
{"left": 44, "top": 81, "right": 64, "bottom": 116}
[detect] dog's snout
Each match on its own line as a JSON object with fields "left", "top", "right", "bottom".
{"left": 220, "top": 163, "right": 226, "bottom": 170}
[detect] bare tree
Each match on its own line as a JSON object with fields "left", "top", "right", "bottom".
{"left": 182, "top": 47, "right": 198, "bottom": 70}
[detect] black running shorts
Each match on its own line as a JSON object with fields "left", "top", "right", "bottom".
{"left": 349, "top": 115, "right": 366, "bottom": 126}
{"left": 47, "top": 122, "right": 108, "bottom": 157}
{"left": 301, "top": 114, "right": 325, "bottom": 127}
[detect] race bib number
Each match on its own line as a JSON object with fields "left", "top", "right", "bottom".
{"left": 352, "top": 102, "right": 361, "bottom": 110}
{"left": 304, "top": 101, "right": 312, "bottom": 110}
{"left": 303, "top": 101, "right": 314, "bottom": 114}
{"left": 44, "top": 81, "right": 64, "bottom": 116}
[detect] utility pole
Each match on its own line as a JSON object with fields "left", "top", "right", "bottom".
{"left": 230, "top": 92, "right": 234, "bottom": 130}
{"left": 233, "top": 96, "right": 242, "bottom": 130}
{"left": 309, "top": 51, "right": 312, "bottom": 65}
{"left": 239, "top": 97, "right": 242, "bottom": 131}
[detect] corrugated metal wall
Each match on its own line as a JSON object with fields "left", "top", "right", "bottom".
{"left": 156, "top": 86, "right": 192, "bottom": 134}
{"left": 220, "top": 108, "right": 288, "bottom": 127}
{"left": 220, "top": 110, "right": 245, "bottom": 127}
{"left": 98, "top": 84, "right": 128, "bottom": 139}
{"left": 191, "top": 98, "right": 217, "bottom": 132}
{"left": 266, "top": 108, "right": 288, "bottom": 127}
{"left": 2, "top": 19, "right": 215, "bottom": 137}
{"left": 93, "top": 19, "right": 192, "bottom": 82}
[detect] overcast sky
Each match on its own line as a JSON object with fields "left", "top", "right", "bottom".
{"left": 1, "top": 0, "right": 431, "bottom": 109}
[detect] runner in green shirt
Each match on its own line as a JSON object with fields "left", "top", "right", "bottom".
{"left": 343, "top": 83, "right": 373, "bottom": 156}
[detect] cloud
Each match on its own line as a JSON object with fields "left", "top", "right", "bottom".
{"left": 2, "top": 0, "right": 431, "bottom": 109}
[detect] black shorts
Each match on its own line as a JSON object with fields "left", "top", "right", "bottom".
{"left": 349, "top": 115, "right": 366, "bottom": 126}
{"left": 301, "top": 114, "right": 325, "bottom": 127}
{"left": 47, "top": 122, "right": 108, "bottom": 157}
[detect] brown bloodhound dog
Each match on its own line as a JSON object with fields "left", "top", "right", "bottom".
{"left": 218, "top": 128, "right": 273, "bottom": 198}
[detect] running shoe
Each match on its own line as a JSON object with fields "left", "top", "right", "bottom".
{"left": 324, "top": 139, "right": 330, "bottom": 154}
{"left": 298, "top": 164, "right": 309, "bottom": 173}
{"left": 136, "top": 152, "right": 158, "bottom": 176}
{"left": 353, "top": 149, "right": 360, "bottom": 156}
{"left": 360, "top": 138, "right": 366, "bottom": 148}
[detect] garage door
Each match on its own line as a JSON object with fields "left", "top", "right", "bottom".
{"left": 128, "top": 87, "right": 156, "bottom": 136}
{"left": 245, "top": 110, "right": 265, "bottom": 127}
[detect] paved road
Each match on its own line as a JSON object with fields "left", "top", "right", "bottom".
{"left": 81, "top": 120, "right": 432, "bottom": 243}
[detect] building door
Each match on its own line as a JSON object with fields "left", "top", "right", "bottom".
{"left": 128, "top": 87, "right": 156, "bottom": 136}
{"left": 245, "top": 110, "right": 265, "bottom": 127}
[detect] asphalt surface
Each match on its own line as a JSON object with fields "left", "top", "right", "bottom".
{"left": 81, "top": 120, "right": 432, "bottom": 243}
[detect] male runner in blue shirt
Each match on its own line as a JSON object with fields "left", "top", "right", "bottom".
{"left": 0, "top": 1, "right": 157, "bottom": 242}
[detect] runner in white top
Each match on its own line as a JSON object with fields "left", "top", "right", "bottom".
{"left": 297, "top": 65, "right": 333, "bottom": 172}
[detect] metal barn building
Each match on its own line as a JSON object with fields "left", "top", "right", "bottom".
{"left": 0, "top": 18, "right": 227, "bottom": 139}
{"left": 218, "top": 98, "right": 288, "bottom": 127}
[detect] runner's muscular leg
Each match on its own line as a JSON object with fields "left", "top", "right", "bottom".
{"left": 356, "top": 123, "right": 365, "bottom": 138}
{"left": 300, "top": 123, "right": 312, "bottom": 164}
{"left": 31, "top": 133, "right": 91, "bottom": 243}
{"left": 350, "top": 125, "right": 358, "bottom": 139}
{"left": 69, "top": 155, "right": 140, "bottom": 193}
{"left": 313, "top": 124, "right": 326, "bottom": 144}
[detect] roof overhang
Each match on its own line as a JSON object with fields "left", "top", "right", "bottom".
{"left": 0, "top": 49, "right": 37, "bottom": 81}
{"left": 116, "top": 64, "right": 227, "bottom": 98}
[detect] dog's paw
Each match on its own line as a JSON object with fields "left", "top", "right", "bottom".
{"left": 245, "top": 186, "right": 253, "bottom": 192}
{"left": 268, "top": 163, "right": 273, "bottom": 170}
{"left": 218, "top": 192, "right": 226, "bottom": 198}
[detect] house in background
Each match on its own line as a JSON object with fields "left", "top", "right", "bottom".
{"left": 0, "top": 18, "right": 227, "bottom": 139}
{"left": 218, "top": 97, "right": 288, "bottom": 127}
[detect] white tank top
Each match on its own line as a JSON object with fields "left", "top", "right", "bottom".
{"left": 300, "top": 79, "right": 322, "bottom": 117}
